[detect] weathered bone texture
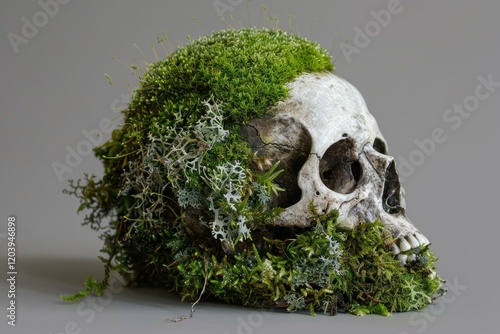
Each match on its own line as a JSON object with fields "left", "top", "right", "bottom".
{"left": 242, "top": 72, "right": 429, "bottom": 262}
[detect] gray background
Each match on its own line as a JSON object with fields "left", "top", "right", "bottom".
{"left": 1, "top": 0, "right": 499, "bottom": 333}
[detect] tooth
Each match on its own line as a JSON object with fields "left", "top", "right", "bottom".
{"left": 407, "top": 254, "right": 416, "bottom": 262}
{"left": 415, "top": 233, "right": 429, "bottom": 246}
{"left": 407, "top": 235, "right": 419, "bottom": 248}
{"left": 414, "top": 233, "right": 426, "bottom": 245}
{"left": 399, "top": 238, "right": 411, "bottom": 252}
{"left": 398, "top": 254, "right": 408, "bottom": 264}
{"left": 392, "top": 243, "right": 401, "bottom": 255}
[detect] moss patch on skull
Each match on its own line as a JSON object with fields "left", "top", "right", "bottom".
{"left": 63, "top": 27, "right": 444, "bottom": 315}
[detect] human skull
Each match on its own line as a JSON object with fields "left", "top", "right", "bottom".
{"left": 241, "top": 72, "right": 429, "bottom": 263}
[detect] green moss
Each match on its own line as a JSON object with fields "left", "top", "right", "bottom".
{"left": 168, "top": 212, "right": 443, "bottom": 315}
{"left": 63, "top": 27, "right": 444, "bottom": 316}
{"left": 94, "top": 28, "right": 332, "bottom": 197}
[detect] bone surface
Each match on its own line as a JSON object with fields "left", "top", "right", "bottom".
{"left": 242, "top": 72, "right": 429, "bottom": 260}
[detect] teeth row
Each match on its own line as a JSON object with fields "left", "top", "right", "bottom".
{"left": 391, "top": 232, "right": 430, "bottom": 264}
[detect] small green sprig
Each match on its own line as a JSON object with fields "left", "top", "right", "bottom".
{"left": 60, "top": 275, "right": 107, "bottom": 303}
{"left": 256, "top": 160, "right": 285, "bottom": 196}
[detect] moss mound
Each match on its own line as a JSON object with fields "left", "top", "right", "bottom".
{"left": 63, "top": 27, "right": 443, "bottom": 315}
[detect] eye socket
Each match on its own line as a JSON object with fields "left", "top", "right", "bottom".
{"left": 373, "top": 138, "right": 387, "bottom": 154}
{"left": 319, "top": 139, "right": 362, "bottom": 194}
{"left": 241, "top": 116, "right": 312, "bottom": 209}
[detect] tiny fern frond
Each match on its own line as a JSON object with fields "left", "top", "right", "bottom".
{"left": 60, "top": 275, "right": 107, "bottom": 303}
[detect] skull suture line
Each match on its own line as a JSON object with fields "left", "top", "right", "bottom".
{"left": 242, "top": 72, "right": 429, "bottom": 264}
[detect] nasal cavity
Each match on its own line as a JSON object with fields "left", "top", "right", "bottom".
{"left": 319, "top": 138, "right": 361, "bottom": 194}
{"left": 382, "top": 161, "right": 403, "bottom": 214}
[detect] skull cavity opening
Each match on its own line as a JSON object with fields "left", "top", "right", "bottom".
{"left": 240, "top": 115, "right": 312, "bottom": 209}
{"left": 319, "top": 138, "right": 361, "bottom": 194}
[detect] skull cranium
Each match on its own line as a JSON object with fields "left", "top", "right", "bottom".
{"left": 241, "top": 72, "right": 429, "bottom": 263}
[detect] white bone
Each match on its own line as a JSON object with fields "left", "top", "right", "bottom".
{"left": 243, "top": 72, "right": 430, "bottom": 263}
